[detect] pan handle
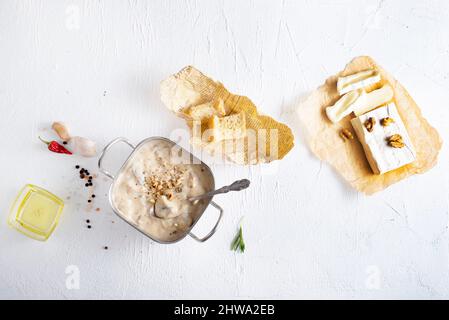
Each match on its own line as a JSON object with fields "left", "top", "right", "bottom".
{"left": 189, "top": 201, "right": 223, "bottom": 242}
{"left": 98, "top": 137, "right": 135, "bottom": 180}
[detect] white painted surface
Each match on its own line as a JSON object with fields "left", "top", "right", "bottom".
{"left": 1, "top": 0, "right": 448, "bottom": 299}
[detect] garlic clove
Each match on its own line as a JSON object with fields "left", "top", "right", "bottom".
{"left": 68, "top": 136, "right": 97, "bottom": 157}
{"left": 52, "top": 122, "right": 71, "bottom": 141}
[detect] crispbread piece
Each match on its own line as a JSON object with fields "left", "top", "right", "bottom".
{"left": 207, "top": 111, "right": 246, "bottom": 142}
{"left": 187, "top": 99, "right": 226, "bottom": 122}
{"left": 160, "top": 66, "right": 294, "bottom": 164}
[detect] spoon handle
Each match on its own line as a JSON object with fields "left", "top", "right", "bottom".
{"left": 189, "top": 179, "right": 250, "bottom": 201}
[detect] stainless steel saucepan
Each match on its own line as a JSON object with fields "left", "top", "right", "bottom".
{"left": 98, "top": 137, "right": 223, "bottom": 244}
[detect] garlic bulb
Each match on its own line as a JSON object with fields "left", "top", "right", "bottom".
{"left": 68, "top": 136, "right": 97, "bottom": 157}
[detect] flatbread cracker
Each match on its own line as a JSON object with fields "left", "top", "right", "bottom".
{"left": 161, "top": 66, "right": 294, "bottom": 164}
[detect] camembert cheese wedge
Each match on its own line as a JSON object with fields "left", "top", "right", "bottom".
{"left": 350, "top": 103, "right": 416, "bottom": 174}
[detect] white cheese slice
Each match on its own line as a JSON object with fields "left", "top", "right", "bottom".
{"left": 353, "top": 84, "right": 394, "bottom": 116}
{"left": 326, "top": 89, "right": 364, "bottom": 123}
{"left": 326, "top": 84, "right": 393, "bottom": 123}
{"left": 337, "top": 70, "right": 381, "bottom": 95}
{"left": 350, "top": 103, "right": 416, "bottom": 175}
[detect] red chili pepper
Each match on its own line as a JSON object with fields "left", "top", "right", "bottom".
{"left": 39, "top": 136, "right": 72, "bottom": 155}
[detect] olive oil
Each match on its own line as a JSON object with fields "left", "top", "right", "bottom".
{"left": 8, "top": 184, "right": 64, "bottom": 241}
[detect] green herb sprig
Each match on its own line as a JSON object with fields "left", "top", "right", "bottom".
{"left": 231, "top": 226, "right": 245, "bottom": 253}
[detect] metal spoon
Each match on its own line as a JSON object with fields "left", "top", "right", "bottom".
{"left": 152, "top": 179, "right": 250, "bottom": 219}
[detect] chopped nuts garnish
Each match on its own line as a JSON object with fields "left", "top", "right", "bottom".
{"left": 144, "top": 164, "right": 186, "bottom": 203}
{"left": 381, "top": 117, "right": 395, "bottom": 126}
{"left": 387, "top": 134, "right": 405, "bottom": 148}
{"left": 364, "top": 117, "right": 376, "bottom": 132}
{"left": 340, "top": 128, "right": 354, "bottom": 141}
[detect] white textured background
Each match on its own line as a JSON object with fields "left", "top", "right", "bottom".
{"left": 1, "top": 0, "right": 449, "bottom": 299}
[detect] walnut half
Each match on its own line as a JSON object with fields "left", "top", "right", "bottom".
{"left": 340, "top": 128, "right": 354, "bottom": 142}
{"left": 381, "top": 117, "right": 395, "bottom": 126}
{"left": 364, "top": 117, "right": 376, "bottom": 132}
{"left": 387, "top": 134, "right": 405, "bottom": 148}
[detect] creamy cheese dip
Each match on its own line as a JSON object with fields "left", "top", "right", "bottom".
{"left": 111, "top": 139, "right": 214, "bottom": 242}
